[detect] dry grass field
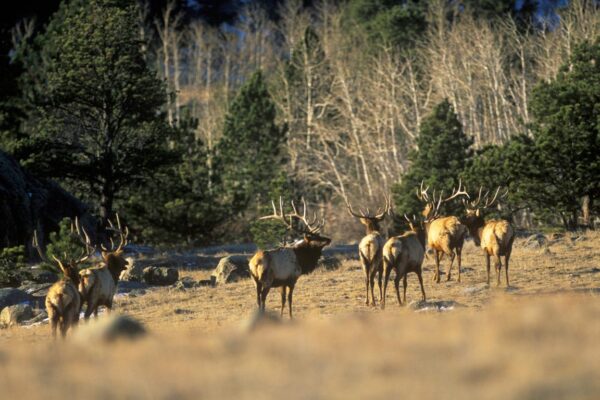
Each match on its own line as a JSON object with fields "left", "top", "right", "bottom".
{"left": 0, "top": 232, "right": 599, "bottom": 399}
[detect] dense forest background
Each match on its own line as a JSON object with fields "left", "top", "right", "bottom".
{"left": 0, "top": 0, "right": 598, "bottom": 247}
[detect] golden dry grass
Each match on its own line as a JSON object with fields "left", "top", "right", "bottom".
{"left": 0, "top": 232, "right": 599, "bottom": 399}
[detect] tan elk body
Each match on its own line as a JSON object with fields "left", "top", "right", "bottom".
{"left": 249, "top": 199, "right": 330, "bottom": 318}
{"left": 381, "top": 216, "right": 427, "bottom": 309}
{"left": 346, "top": 198, "right": 391, "bottom": 306}
{"left": 33, "top": 220, "right": 94, "bottom": 338}
{"left": 418, "top": 182, "right": 469, "bottom": 283}
{"left": 79, "top": 216, "right": 129, "bottom": 319}
{"left": 461, "top": 188, "right": 515, "bottom": 286}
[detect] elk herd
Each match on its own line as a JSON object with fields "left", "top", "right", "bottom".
{"left": 33, "top": 183, "right": 515, "bottom": 339}
{"left": 252, "top": 181, "right": 515, "bottom": 316}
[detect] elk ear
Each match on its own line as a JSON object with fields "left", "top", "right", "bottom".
{"left": 476, "top": 209, "right": 480, "bottom": 217}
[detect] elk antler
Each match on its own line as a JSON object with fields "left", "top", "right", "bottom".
{"left": 260, "top": 197, "right": 325, "bottom": 236}
{"left": 102, "top": 214, "right": 129, "bottom": 253}
{"left": 346, "top": 196, "right": 392, "bottom": 221}
{"left": 463, "top": 186, "right": 508, "bottom": 209}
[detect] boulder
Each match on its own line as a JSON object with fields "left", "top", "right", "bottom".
{"left": 211, "top": 255, "right": 250, "bottom": 285}
{"left": 0, "top": 149, "right": 98, "bottom": 252}
{"left": 142, "top": 266, "right": 179, "bottom": 286}
{"left": 29, "top": 268, "right": 58, "bottom": 284}
{"left": 0, "top": 303, "right": 33, "bottom": 327}
{"left": 0, "top": 288, "right": 36, "bottom": 311}
{"left": 73, "top": 314, "right": 146, "bottom": 342}
{"left": 119, "top": 257, "right": 143, "bottom": 282}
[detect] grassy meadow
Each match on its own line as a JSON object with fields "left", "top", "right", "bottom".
{"left": 0, "top": 232, "right": 599, "bottom": 399}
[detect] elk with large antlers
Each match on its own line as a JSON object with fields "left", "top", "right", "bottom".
{"left": 33, "top": 218, "right": 94, "bottom": 338}
{"left": 417, "top": 181, "right": 469, "bottom": 283}
{"left": 249, "top": 198, "right": 331, "bottom": 318}
{"left": 78, "top": 215, "right": 129, "bottom": 319}
{"left": 381, "top": 215, "right": 427, "bottom": 309}
{"left": 346, "top": 197, "right": 391, "bottom": 306}
{"left": 461, "top": 187, "right": 515, "bottom": 286}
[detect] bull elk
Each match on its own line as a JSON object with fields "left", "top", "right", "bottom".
{"left": 381, "top": 214, "right": 427, "bottom": 309}
{"left": 78, "top": 215, "right": 129, "bottom": 319}
{"left": 249, "top": 198, "right": 331, "bottom": 318}
{"left": 417, "top": 181, "right": 469, "bottom": 283}
{"left": 461, "top": 187, "right": 515, "bottom": 286}
{"left": 33, "top": 218, "right": 94, "bottom": 338}
{"left": 346, "top": 197, "right": 391, "bottom": 306}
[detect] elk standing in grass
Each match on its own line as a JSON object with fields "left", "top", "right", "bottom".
{"left": 346, "top": 197, "right": 391, "bottom": 306}
{"left": 249, "top": 198, "right": 331, "bottom": 318}
{"left": 79, "top": 216, "right": 129, "bottom": 319}
{"left": 417, "top": 181, "right": 469, "bottom": 283}
{"left": 461, "top": 187, "right": 515, "bottom": 286}
{"left": 381, "top": 215, "right": 427, "bottom": 309}
{"left": 33, "top": 219, "right": 94, "bottom": 338}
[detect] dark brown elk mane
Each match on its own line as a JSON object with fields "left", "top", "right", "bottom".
{"left": 293, "top": 235, "right": 332, "bottom": 274}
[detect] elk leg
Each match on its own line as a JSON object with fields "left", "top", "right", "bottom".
{"left": 260, "top": 287, "right": 270, "bottom": 312}
{"left": 381, "top": 262, "right": 392, "bottom": 310}
{"left": 287, "top": 284, "right": 295, "bottom": 319}
{"left": 369, "top": 268, "right": 377, "bottom": 307}
{"left": 505, "top": 251, "right": 511, "bottom": 287}
{"left": 485, "top": 254, "right": 491, "bottom": 285}
{"left": 457, "top": 248, "right": 462, "bottom": 283}
{"left": 364, "top": 273, "right": 370, "bottom": 306}
{"left": 417, "top": 270, "right": 426, "bottom": 302}
{"left": 394, "top": 274, "right": 402, "bottom": 306}
{"left": 280, "top": 286, "right": 287, "bottom": 317}
{"left": 377, "top": 266, "right": 383, "bottom": 302}
{"left": 84, "top": 301, "right": 97, "bottom": 320}
{"left": 402, "top": 273, "right": 408, "bottom": 304}
{"left": 496, "top": 255, "right": 502, "bottom": 286}
{"left": 49, "top": 310, "right": 58, "bottom": 339}
{"left": 446, "top": 252, "right": 456, "bottom": 282}
{"left": 433, "top": 251, "right": 441, "bottom": 283}
{"left": 254, "top": 280, "right": 262, "bottom": 309}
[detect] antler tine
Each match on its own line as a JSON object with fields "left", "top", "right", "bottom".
{"left": 442, "top": 179, "right": 470, "bottom": 203}
{"left": 259, "top": 197, "right": 293, "bottom": 231}
{"left": 417, "top": 181, "right": 431, "bottom": 202}
{"left": 483, "top": 186, "right": 504, "bottom": 208}
{"left": 346, "top": 199, "right": 365, "bottom": 219}
{"left": 469, "top": 186, "right": 484, "bottom": 208}
{"left": 73, "top": 217, "right": 95, "bottom": 264}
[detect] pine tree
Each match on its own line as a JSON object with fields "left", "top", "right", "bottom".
{"left": 393, "top": 99, "right": 473, "bottom": 218}
{"left": 527, "top": 39, "right": 600, "bottom": 228}
{"left": 16, "top": 0, "right": 175, "bottom": 225}
{"left": 215, "top": 71, "right": 287, "bottom": 218}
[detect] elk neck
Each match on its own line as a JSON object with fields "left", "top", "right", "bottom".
{"left": 104, "top": 253, "right": 127, "bottom": 284}
{"left": 362, "top": 218, "right": 380, "bottom": 234}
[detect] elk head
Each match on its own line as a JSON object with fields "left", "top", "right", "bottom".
{"left": 32, "top": 217, "right": 95, "bottom": 284}
{"left": 404, "top": 213, "right": 427, "bottom": 248}
{"left": 346, "top": 196, "right": 392, "bottom": 234}
{"left": 461, "top": 186, "right": 508, "bottom": 246}
{"left": 416, "top": 180, "right": 470, "bottom": 222}
{"left": 101, "top": 214, "right": 130, "bottom": 276}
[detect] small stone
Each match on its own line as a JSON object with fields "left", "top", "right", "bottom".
{"left": 212, "top": 255, "right": 250, "bottom": 285}
{"left": 142, "top": 266, "right": 179, "bottom": 286}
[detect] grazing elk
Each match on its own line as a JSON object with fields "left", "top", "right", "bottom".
{"left": 346, "top": 197, "right": 391, "bottom": 306}
{"left": 249, "top": 198, "right": 331, "bottom": 318}
{"left": 381, "top": 215, "right": 427, "bottom": 309}
{"left": 461, "top": 187, "right": 515, "bottom": 286}
{"left": 79, "top": 216, "right": 129, "bottom": 319}
{"left": 417, "top": 181, "right": 469, "bottom": 283}
{"left": 33, "top": 219, "right": 94, "bottom": 338}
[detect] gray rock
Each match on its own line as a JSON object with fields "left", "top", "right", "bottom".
{"left": 0, "top": 288, "right": 35, "bottom": 311}
{"left": 463, "top": 283, "right": 490, "bottom": 294}
{"left": 212, "top": 255, "right": 250, "bottom": 285}
{"left": 1, "top": 303, "right": 33, "bottom": 326}
{"left": 19, "top": 282, "right": 53, "bottom": 296}
{"left": 24, "top": 309, "right": 48, "bottom": 325}
{"left": 142, "top": 266, "right": 179, "bottom": 286}
{"left": 73, "top": 314, "right": 146, "bottom": 342}
{"left": 525, "top": 233, "right": 547, "bottom": 248}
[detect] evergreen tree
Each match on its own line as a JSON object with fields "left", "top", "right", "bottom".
{"left": 345, "top": 0, "right": 427, "bottom": 51}
{"left": 215, "top": 70, "right": 287, "bottom": 220}
{"left": 16, "top": 0, "right": 175, "bottom": 225}
{"left": 527, "top": 39, "right": 600, "bottom": 228}
{"left": 393, "top": 99, "right": 473, "bottom": 219}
